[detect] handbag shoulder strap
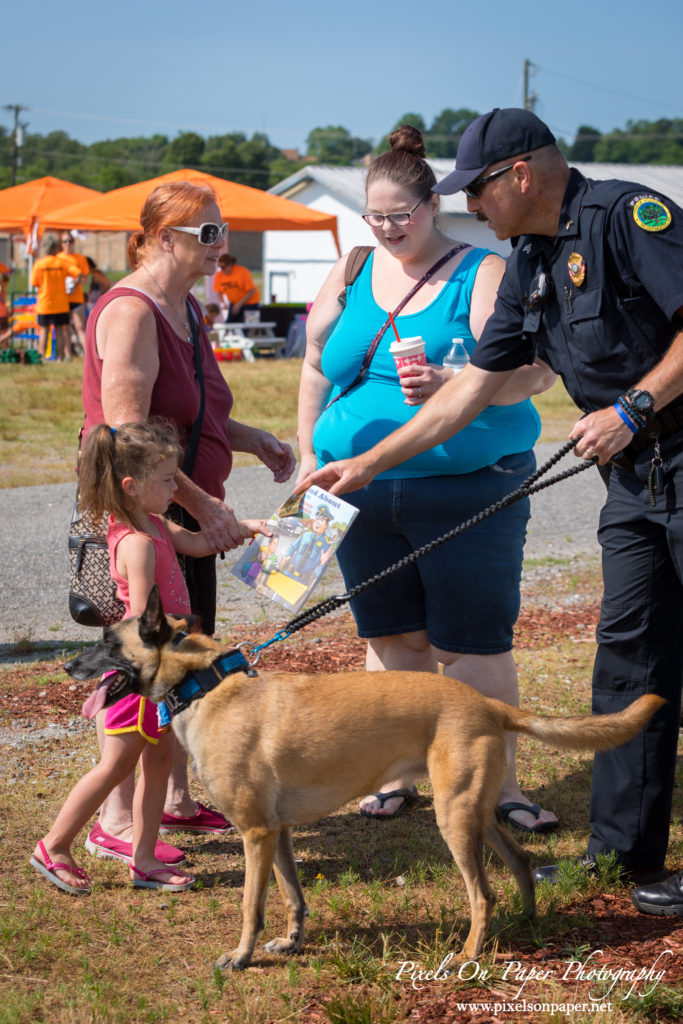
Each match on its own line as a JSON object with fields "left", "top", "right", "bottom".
{"left": 181, "top": 299, "right": 205, "bottom": 479}
{"left": 338, "top": 245, "right": 375, "bottom": 307}
{"left": 325, "top": 243, "right": 469, "bottom": 410}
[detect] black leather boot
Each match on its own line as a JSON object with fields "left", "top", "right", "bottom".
{"left": 631, "top": 870, "right": 683, "bottom": 916}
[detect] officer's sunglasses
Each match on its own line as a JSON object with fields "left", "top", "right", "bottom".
{"left": 170, "top": 222, "right": 229, "bottom": 245}
{"left": 464, "top": 155, "right": 533, "bottom": 199}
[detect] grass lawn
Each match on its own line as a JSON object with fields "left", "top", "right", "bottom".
{"left": 8, "top": 361, "right": 680, "bottom": 1023}
{"left": 0, "top": 360, "right": 579, "bottom": 489}
{"left": 2, "top": 566, "right": 682, "bottom": 1024}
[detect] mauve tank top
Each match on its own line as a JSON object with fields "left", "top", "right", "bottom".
{"left": 82, "top": 287, "right": 233, "bottom": 499}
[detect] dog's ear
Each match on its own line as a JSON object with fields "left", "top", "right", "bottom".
{"left": 139, "top": 584, "right": 173, "bottom": 648}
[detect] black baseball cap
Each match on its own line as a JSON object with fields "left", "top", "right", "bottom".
{"left": 433, "top": 108, "right": 556, "bottom": 195}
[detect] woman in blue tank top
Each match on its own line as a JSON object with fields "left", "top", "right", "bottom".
{"left": 297, "top": 126, "right": 558, "bottom": 832}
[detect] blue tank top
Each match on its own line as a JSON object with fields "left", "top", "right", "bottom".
{"left": 313, "top": 248, "right": 541, "bottom": 478}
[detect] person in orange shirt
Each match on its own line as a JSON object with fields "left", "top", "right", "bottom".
{"left": 31, "top": 236, "right": 71, "bottom": 360}
{"left": 58, "top": 232, "right": 90, "bottom": 355}
{"left": 212, "top": 254, "right": 260, "bottom": 322}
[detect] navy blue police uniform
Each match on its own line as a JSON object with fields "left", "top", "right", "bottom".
{"left": 470, "top": 168, "right": 683, "bottom": 873}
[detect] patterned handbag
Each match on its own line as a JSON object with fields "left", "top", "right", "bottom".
{"left": 68, "top": 503, "right": 126, "bottom": 627}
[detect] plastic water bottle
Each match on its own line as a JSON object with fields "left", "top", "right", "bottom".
{"left": 443, "top": 338, "right": 469, "bottom": 374}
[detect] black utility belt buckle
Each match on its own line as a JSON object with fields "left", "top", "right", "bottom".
{"left": 610, "top": 450, "right": 634, "bottom": 471}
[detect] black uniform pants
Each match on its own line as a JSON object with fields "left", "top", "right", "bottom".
{"left": 587, "top": 439, "right": 683, "bottom": 870}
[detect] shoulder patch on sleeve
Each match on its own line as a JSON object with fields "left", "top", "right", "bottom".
{"left": 631, "top": 195, "right": 672, "bottom": 232}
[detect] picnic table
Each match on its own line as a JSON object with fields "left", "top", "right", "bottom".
{"left": 211, "top": 321, "right": 286, "bottom": 361}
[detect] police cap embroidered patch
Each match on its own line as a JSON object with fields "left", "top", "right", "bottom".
{"left": 632, "top": 196, "right": 672, "bottom": 232}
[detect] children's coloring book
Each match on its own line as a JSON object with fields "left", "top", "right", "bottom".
{"left": 231, "top": 485, "right": 359, "bottom": 613}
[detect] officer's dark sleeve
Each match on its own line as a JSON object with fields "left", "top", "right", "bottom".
{"left": 469, "top": 255, "right": 536, "bottom": 371}
{"left": 610, "top": 193, "right": 683, "bottom": 321}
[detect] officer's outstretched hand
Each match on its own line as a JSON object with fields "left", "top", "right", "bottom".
{"left": 296, "top": 454, "right": 375, "bottom": 496}
{"left": 570, "top": 406, "right": 635, "bottom": 465}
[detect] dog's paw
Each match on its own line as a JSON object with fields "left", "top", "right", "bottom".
{"left": 264, "top": 934, "right": 302, "bottom": 957}
{"left": 214, "top": 949, "right": 250, "bottom": 972}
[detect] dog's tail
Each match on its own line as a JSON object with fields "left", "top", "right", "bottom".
{"left": 495, "top": 694, "right": 665, "bottom": 751}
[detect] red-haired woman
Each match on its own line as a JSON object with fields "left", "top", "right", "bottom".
{"left": 81, "top": 181, "right": 295, "bottom": 863}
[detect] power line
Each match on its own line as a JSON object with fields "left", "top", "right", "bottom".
{"left": 537, "top": 64, "right": 682, "bottom": 115}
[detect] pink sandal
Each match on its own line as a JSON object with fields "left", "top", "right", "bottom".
{"left": 30, "top": 840, "right": 92, "bottom": 896}
{"left": 129, "top": 863, "right": 195, "bottom": 892}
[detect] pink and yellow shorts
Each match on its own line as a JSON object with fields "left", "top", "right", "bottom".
{"left": 104, "top": 694, "right": 161, "bottom": 744}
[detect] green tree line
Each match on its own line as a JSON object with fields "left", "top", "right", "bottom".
{"left": 1, "top": 111, "right": 682, "bottom": 192}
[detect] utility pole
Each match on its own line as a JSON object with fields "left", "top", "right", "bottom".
{"left": 3, "top": 104, "right": 29, "bottom": 269}
{"left": 523, "top": 60, "right": 538, "bottom": 113}
{"left": 3, "top": 103, "right": 29, "bottom": 185}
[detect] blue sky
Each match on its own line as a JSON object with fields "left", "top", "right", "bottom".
{"left": 3, "top": 0, "right": 681, "bottom": 155}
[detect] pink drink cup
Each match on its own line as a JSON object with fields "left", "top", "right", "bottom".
{"left": 389, "top": 336, "right": 426, "bottom": 370}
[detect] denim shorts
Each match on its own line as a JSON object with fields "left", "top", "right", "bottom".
{"left": 336, "top": 450, "right": 534, "bottom": 654}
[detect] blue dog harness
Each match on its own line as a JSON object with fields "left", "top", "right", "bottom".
{"left": 158, "top": 637, "right": 254, "bottom": 726}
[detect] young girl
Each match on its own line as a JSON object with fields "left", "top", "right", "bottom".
{"left": 31, "top": 420, "right": 267, "bottom": 894}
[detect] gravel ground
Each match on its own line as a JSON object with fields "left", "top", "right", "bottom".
{"left": 0, "top": 442, "right": 605, "bottom": 656}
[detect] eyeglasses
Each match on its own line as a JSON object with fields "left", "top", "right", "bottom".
{"left": 169, "top": 222, "right": 229, "bottom": 245}
{"left": 61, "top": 238, "right": 74, "bottom": 244}
{"left": 362, "top": 196, "right": 427, "bottom": 228}
{"left": 464, "top": 156, "right": 533, "bottom": 199}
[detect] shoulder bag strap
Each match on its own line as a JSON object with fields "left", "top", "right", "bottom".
{"left": 181, "top": 298, "right": 205, "bottom": 478}
{"left": 338, "top": 245, "right": 375, "bottom": 307}
{"left": 325, "top": 243, "right": 469, "bottom": 411}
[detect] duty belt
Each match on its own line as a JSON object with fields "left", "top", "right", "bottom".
{"left": 611, "top": 399, "right": 683, "bottom": 471}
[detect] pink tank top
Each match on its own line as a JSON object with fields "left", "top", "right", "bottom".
{"left": 83, "top": 287, "right": 233, "bottom": 500}
{"left": 107, "top": 515, "right": 191, "bottom": 616}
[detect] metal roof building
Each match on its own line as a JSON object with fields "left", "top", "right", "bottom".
{"left": 265, "top": 162, "right": 683, "bottom": 304}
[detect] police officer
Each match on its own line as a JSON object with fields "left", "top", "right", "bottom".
{"left": 280, "top": 505, "right": 334, "bottom": 581}
{"left": 302, "top": 107, "right": 683, "bottom": 917}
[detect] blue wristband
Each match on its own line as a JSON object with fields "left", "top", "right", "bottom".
{"left": 613, "top": 402, "right": 638, "bottom": 434}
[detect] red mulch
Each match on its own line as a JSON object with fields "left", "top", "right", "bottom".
{"left": 296, "top": 896, "right": 683, "bottom": 1023}
{"left": 0, "top": 605, "right": 599, "bottom": 718}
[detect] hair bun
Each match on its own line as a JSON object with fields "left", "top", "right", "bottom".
{"left": 388, "top": 124, "right": 426, "bottom": 159}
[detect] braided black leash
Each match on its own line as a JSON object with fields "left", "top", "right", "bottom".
{"left": 246, "top": 442, "right": 597, "bottom": 661}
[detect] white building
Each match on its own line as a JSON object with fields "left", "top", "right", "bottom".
{"left": 265, "top": 162, "right": 683, "bottom": 305}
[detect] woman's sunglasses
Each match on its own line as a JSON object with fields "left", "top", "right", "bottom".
{"left": 170, "top": 222, "right": 229, "bottom": 245}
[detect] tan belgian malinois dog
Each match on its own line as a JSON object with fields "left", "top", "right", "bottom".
{"left": 65, "top": 585, "right": 663, "bottom": 971}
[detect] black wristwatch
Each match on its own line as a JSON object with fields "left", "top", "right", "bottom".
{"left": 625, "top": 388, "right": 656, "bottom": 423}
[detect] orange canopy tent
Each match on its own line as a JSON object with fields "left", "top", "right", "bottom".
{"left": 43, "top": 168, "right": 340, "bottom": 253}
{"left": 0, "top": 176, "right": 100, "bottom": 235}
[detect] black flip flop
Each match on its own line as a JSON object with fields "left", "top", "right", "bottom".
{"left": 498, "top": 801, "right": 559, "bottom": 834}
{"left": 359, "top": 787, "right": 418, "bottom": 820}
